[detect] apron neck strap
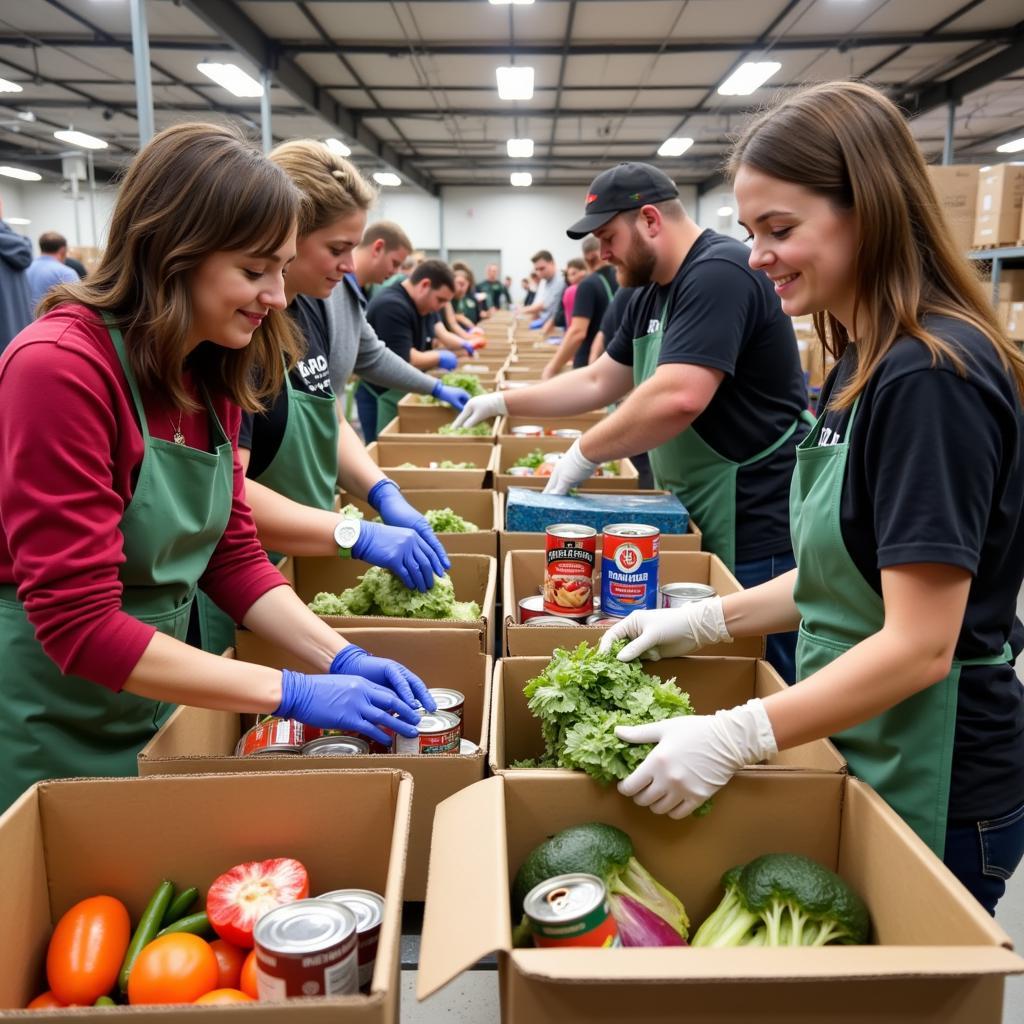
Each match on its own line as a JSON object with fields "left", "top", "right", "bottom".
{"left": 102, "top": 312, "right": 152, "bottom": 444}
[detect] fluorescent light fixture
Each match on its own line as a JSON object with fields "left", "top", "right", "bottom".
{"left": 53, "top": 129, "right": 108, "bottom": 150}
{"left": 373, "top": 171, "right": 401, "bottom": 187}
{"left": 507, "top": 138, "right": 534, "bottom": 158}
{"left": 17, "top": 110, "right": 36, "bottom": 122}
{"left": 657, "top": 137, "right": 693, "bottom": 157}
{"left": 6, "top": 217, "right": 30, "bottom": 225}
{"left": 325, "top": 138, "right": 352, "bottom": 156}
{"left": 489, "top": 0, "right": 535, "bottom": 5}
{"left": 0, "top": 78, "right": 22, "bottom": 93}
{"left": 0, "top": 166, "right": 42, "bottom": 182}
{"left": 496, "top": 66, "right": 534, "bottom": 101}
{"left": 197, "top": 62, "right": 264, "bottom": 98}
{"left": 510, "top": 172, "right": 533, "bottom": 187}
{"left": 717, "top": 205, "right": 735, "bottom": 217}
{"left": 718, "top": 61, "right": 781, "bottom": 96}
{"left": 996, "top": 137, "right": 1024, "bottom": 154}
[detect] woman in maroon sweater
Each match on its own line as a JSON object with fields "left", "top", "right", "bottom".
{"left": 0, "top": 122, "right": 429, "bottom": 812}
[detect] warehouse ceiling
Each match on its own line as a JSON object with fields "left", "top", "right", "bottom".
{"left": 0, "top": 0, "right": 1022, "bottom": 195}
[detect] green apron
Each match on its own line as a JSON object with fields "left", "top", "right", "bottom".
{"left": 790, "top": 396, "right": 1011, "bottom": 857}
{"left": 197, "top": 361, "right": 340, "bottom": 652}
{"left": 356, "top": 380, "right": 403, "bottom": 440}
{"left": 0, "top": 316, "right": 233, "bottom": 812}
{"left": 632, "top": 297, "right": 811, "bottom": 570}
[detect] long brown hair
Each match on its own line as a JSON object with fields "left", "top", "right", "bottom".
{"left": 728, "top": 80, "right": 1024, "bottom": 407}
{"left": 41, "top": 122, "right": 303, "bottom": 412}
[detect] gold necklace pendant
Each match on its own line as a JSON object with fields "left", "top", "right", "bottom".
{"left": 172, "top": 428, "right": 186, "bottom": 446}
{"left": 168, "top": 409, "right": 185, "bottom": 445}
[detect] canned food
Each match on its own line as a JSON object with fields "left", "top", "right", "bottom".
{"left": 548, "top": 428, "right": 582, "bottom": 439}
{"left": 541, "top": 451, "right": 565, "bottom": 465}
{"left": 394, "top": 709, "right": 461, "bottom": 754}
{"left": 518, "top": 594, "right": 546, "bottom": 623}
{"left": 317, "top": 890, "right": 384, "bottom": 993}
{"left": 459, "top": 738, "right": 480, "bottom": 755}
{"left": 511, "top": 424, "right": 545, "bottom": 437}
{"left": 544, "top": 524, "right": 596, "bottom": 619}
{"left": 301, "top": 736, "right": 370, "bottom": 756}
{"left": 235, "top": 717, "right": 317, "bottom": 758}
{"left": 315, "top": 728, "right": 392, "bottom": 754}
{"left": 429, "top": 688, "right": 465, "bottom": 720}
{"left": 659, "top": 582, "right": 717, "bottom": 608}
{"left": 506, "top": 465, "right": 535, "bottom": 477}
{"left": 254, "top": 898, "right": 359, "bottom": 1000}
{"left": 526, "top": 615, "right": 581, "bottom": 628}
{"left": 586, "top": 614, "right": 622, "bottom": 627}
{"left": 523, "top": 874, "right": 620, "bottom": 948}
{"left": 601, "top": 524, "right": 661, "bottom": 618}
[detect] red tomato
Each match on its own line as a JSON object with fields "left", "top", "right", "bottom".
{"left": 127, "top": 933, "right": 218, "bottom": 1005}
{"left": 239, "top": 951, "right": 258, "bottom": 999}
{"left": 206, "top": 858, "right": 309, "bottom": 949}
{"left": 46, "top": 895, "right": 130, "bottom": 1006}
{"left": 534, "top": 462, "right": 554, "bottom": 477}
{"left": 193, "top": 988, "right": 254, "bottom": 1005}
{"left": 209, "top": 939, "right": 245, "bottom": 990}
{"left": 27, "top": 991, "right": 66, "bottom": 1010}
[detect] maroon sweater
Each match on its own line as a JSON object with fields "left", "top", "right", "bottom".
{"left": 0, "top": 305, "right": 287, "bottom": 691}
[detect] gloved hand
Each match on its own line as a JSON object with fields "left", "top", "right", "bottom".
{"left": 437, "top": 350, "right": 459, "bottom": 371}
{"left": 616, "top": 699, "right": 777, "bottom": 819}
{"left": 432, "top": 380, "right": 471, "bottom": 412}
{"left": 542, "top": 438, "right": 599, "bottom": 495}
{"left": 529, "top": 317, "right": 546, "bottom": 330}
{"left": 368, "top": 478, "right": 451, "bottom": 573}
{"left": 452, "top": 391, "right": 507, "bottom": 429}
{"left": 461, "top": 343, "right": 477, "bottom": 358}
{"left": 330, "top": 644, "right": 436, "bottom": 712}
{"left": 350, "top": 519, "right": 443, "bottom": 592}
{"left": 598, "top": 599, "right": 732, "bottom": 661}
{"left": 276, "top": 669, "right": 421, "bottom": 747}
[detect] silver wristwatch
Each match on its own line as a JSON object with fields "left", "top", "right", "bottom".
{"left": 333, "top": 517, "right": 361, "bottom": 558}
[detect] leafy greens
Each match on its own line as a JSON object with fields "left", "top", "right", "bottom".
{"left": 308, "top": 566, "right": 480, "bottom": 620}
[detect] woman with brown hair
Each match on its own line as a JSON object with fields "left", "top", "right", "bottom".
{"left": 0, "top": 123, "right": 427, "bottom": 813}
{"left": 601, "top": 80, "right": 1024, "bottom": 912}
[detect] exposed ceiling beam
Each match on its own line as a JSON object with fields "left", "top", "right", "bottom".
{"left": 356, "top": 106, "right": 740, "bottom": 119}
{"left": 544, "top": 0, "right": 576, "bottom": 186}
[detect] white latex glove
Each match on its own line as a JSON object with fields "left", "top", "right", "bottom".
{"left": 616, "top": 699, "right": 777, "bottom": 819}
{"left": 598, "top": 599, "right": 732, "bottom": 661}
{"left": 452, "top": 391, "right": 507, "bottom": 428}
{"left": 542, "top": 438, "right": 599, "bottom": 495}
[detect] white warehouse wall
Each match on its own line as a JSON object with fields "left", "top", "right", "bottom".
{"left": 368, "top": 189, "right": 441, "bottom": 251}
{"left": 0, "top": 179, "right": 115, "bottom": 250}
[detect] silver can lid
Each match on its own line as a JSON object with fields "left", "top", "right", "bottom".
{"left": 660, "top": 582, "right": 717, "bottom": 601}
{"left": 317, "top": 889, "right": 384, "bottom": 933}
{"left": 429, "top": 688, "right": 465, "bottom": 710}
{"left": 254, "top": 898, "right": 356, "bottom": 955}
{"left": 459, "top": 738, "right": 479, "bottom": 755}
{"left": 302, "top": 736, "right": 369, "bottom": 756}
{"left": 547, "top": 523, "right": 597, "bottom": 539}
{"left": 523, "top": 873, "right": 606, "bottom": 924}
{"left": 417, "top": 710, "right": 460, "bottom": 734}
{"left": 526, "top": 615, "right": 581, "bottom": 627}
{"left": 603, "top": 523, "right": 660, "bottom": 538}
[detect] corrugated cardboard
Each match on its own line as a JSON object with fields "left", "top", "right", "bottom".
{"left": 338, "top": 489, "right": 500, "bottom": 557}
{"left": 365, "top": 439, "right": 498, "bottom": 489}
{"left": 973, "top": 163, "right": 1024, "bottom": 248}
{"left": 139, "top": 630, "right": 487, "bottom": 900}
{"left": 996, "top": 269, "right": 1024, "bottom": 302}
{"left": 503, "top": 548, "right": 763, "bottom": 657}
{"left": 495, "top": 436, "right": 638, "bottom": 493}
{"left": 0, "top": 769, "right": 412, "bottom": 1021}
{"left": 926, "top": 164, "right": 980, "bottom": 253}
{"left": 391, "top": 395, "right": 502, "bottom": 438}
{"left": 1000, "top": 300, "right": 1024, "bottom": 342}
{"left": 499, "top": 412, "right": 606, "bottom": 435}
{"left": 418, "top": 772, "right": 1024, "bottom": 1022}
{"left": 290, "top": 552, "right": 497, "bottom": 652}
{"left": 489, "top": 655, "right": 845, "bottom": 775}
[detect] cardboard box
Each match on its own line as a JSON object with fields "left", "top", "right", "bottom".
{"left": 377, "top": 417, "right": 501, "bottom": 444}
{"left": 1001, "top": 300, "right": 1024, "bottom": 342}
{"left": 504, "top": 485, "right": 688, "bottom": 534}
{"left": 365, "top": 438, "right": 498, "bottom": 489}
{"left": 418, "top": 771, "right": 1024, "bottom": 1022}
{"left": 927, "top": 164, "right": 980, "bottom": 253}
{"left": 495, "top": 437, "right": 638, "bottom": 493}
{"left": 502, "top": 549, "right": 763, "bottom": 657}
{"left": 500, "top": 519, "right": 701, "bottom": 561}
{"left": 387, "top": 396, "right": 502, "bottom": 439}
{"left": 499, "top": 412, "right": 606, "bottom": 435}
{"left": 0, "top": 769, "right": 411, "bottom": 1020}
{"left": 339, "top": 489, "right": 500, "bottom": 557}
{"left": 973, "top": 163, "right": 1024, "bottom": 248}
{"left": 490, "top": 655, "right": 845, "bottom": 775}
{"left": 996, "top": 269, "right": 1024, "bottom": 302}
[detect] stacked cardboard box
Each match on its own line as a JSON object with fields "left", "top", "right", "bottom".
{"left": 973, "top": 163, "right": 1024, "bottom": 248}
{"left": 927, "top": 164, "right": 980, "bottom": 253}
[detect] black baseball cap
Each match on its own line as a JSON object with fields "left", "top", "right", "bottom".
{"left": 566, "top": 162, "right": 680, "bottom": 239}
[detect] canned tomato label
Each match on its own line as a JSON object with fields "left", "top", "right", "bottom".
{"left": 318, "top": 889, "right": 384, "bottom": 993}
{"left": 518, "top": 594, "right": 546, "bottom": 622}
{"left": 394, "top": 710, "right": 461, "bottom": 754}
{"left": 236, "top": 717, "right": 316, "bottom": 757}
{"left": 511, "top": 424, "right": 545, "bottom": 437}
{"left": 601, "top": 524, "right": 660, "bottom": 618}
{"left": 659, "top": 582, "right": 717, "bottom": 608}
{"left": 524, "top": 873, "right": 620, "bottom": 948}
{"left": 301, "top": 736, "right": 370, "bottom": 756}
{"left": 254, "top": 899, "right": 358, "bottom": 1000}
{"left": 429, "top": 688, "right": 465, "bottom": 720}
{"left": 544, "top": 524, "right": 596, "bottom": 618}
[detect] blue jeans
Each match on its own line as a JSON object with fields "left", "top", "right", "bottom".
{"left": 944, "top": 800, "right": 1024, "bottom": 915}
{"left": 355, "top": 382, "right": 379, "bottom": 444}
{"left": 733, "top": 550, "right": 797, "bottom": 683}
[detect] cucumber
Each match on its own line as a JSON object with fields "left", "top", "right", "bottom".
{"left": 118, "top": 879, "right": 174, "bottom": 994}
{"left": 93, "top": 996, "right": 116, "bottom": 1007}
{"left": 162, "top": 886, "right": 199, "bottom": 925}
{"left": 156, "top": 911, "right": 210, "bottom": 938}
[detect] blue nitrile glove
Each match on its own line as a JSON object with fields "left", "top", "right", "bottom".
{"left": 461, "top": 342, "right": 476, "bottom": 358}
{"left": 368, "top": 478, "right": 451, "bottom": 573}
{"left": 350, "top": 519, "right": 441, "bottom": 592}
{"left": 437, "top": 350, "right": 459, "bottom": 371}
{"left": 330, "top": 644, "right": 436, "bottom": 712}
{"left": 276, "top": 669, "right": 420, "bottom": 747}
{"left": 432, "top": 380, "right": 471, "bottom": 412}
{"left": 529, "top": 317, "right": 546, "bottom": 330}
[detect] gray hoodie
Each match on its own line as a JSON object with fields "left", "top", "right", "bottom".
{"left": 0, "top": 222, "right": 32, "bottom": 353}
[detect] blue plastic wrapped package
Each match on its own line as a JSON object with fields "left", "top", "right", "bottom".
{"left": 505, "top": 486, "right": 689, "bottom": 535}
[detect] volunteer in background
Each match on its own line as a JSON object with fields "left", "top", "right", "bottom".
{"left": 601, "top": 82, "right": 1024, "bottom": 914}
{"left": 358, "top": 259, "right": 457, "bottom": 441}
{"left": 521, "top": 274, "right": 537, "bottom": 307}
{"left": 366, "top": 250, "right": 421, "bottom": 300}
{"left": 521, "top": 249, "right": 565, "bottom": 329}
{"left": 0, "top": 198, "right": 32, "bottom": 353}
{"left": 451, "top": 263, "right": 484, "bottom": 326}
{"left": 0, "top": 124, "right": 429, "bottom": 813}
{"left": 456, "top": 162, "right": 808, "bottom": 680}
{"left": 479, "top": 262, "right": 511, "bottom": 311}
{"left": 587, "top": 282, "right": 636, "bottom": 364}
{"left": 540, "top": 259, "right": 584, "bottom": 341}
{"left": 25, "top": 232, "right": 78, "bottom": 309}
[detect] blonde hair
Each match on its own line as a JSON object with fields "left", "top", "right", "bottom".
{"left": 269, "top": 139, "right": 376, "bottom": 237}
{"left": 728, "top": 80, "right": 1024, "bottom": 407}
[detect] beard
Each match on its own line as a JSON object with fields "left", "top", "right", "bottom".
{"left": 616, "top": 227, "right": 657, "bottom": 287}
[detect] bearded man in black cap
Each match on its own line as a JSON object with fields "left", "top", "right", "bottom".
{"left": 454, "top": 162, "right": 809, "bottom": 681}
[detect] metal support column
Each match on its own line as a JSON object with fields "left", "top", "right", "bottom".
{"left": 86, "top": 151, "right": 98, "bottom": 249}
{"left": 260, "top": 69, "right": 272, "bottom": 153}
{"left": 129, "top": 0, "right": 155, "bottom": 145}
{"left": 942, "top": 99, "right": 957, "bottom": 165}
{"left": 70, "top": 174, "right": 81, "bottom": 248}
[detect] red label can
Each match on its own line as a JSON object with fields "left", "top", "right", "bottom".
{"left": 235, "top": 718, "right": 317, "bottom": 757}
{"left": 544, "top": 524, "right": 596, "bottom": 618}
{"left": 524, "top": 874, "right": 620, "bottom": 948}
{"left": 393, "top": 710, "right": 462, "bottom": 754}
{"left": 601, "top": 523, "right": 660, "bottom": 617}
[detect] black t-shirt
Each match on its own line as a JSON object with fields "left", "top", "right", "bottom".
{"left": 479, "top": 279, "right": 510, "bottom": 310}
{"left": 240, "top": 295, "right": 334, "bottom": 477}
{"left": 571, "top": 269, "right": 617, "bottom": 368}
{"left": 815, "top": 320, "right": 1024, "bottom": 820}
{"left": 606, "top": 229, "right": 808, "bottom": 561}
{"left": 600, "top": 285, "right": 639, "bottom": 341}
{"left": 364, "top": 282, "right": 431, "bottom": 397}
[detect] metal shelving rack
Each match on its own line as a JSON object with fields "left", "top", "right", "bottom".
{"left": 967, "top": 246, "right": 1024, "bottom": 303}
